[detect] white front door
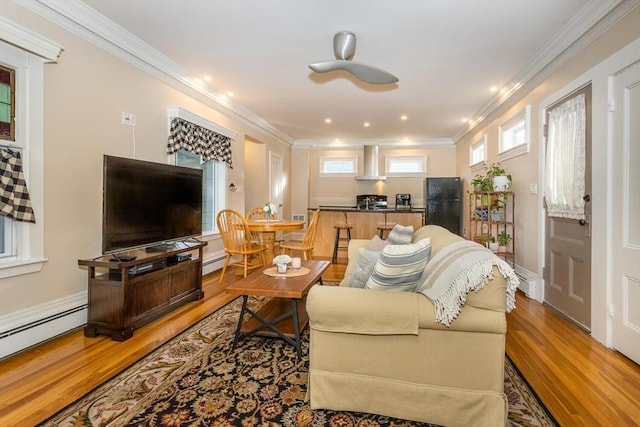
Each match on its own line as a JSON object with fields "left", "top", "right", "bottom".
{"left": 610, "top": 60, "right": 640, "bottom": 364}
{"left": 269, "top": 151, "right": 284, "bottom": 219}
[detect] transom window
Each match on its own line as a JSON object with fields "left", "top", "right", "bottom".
{"left": 385, "top": 155, "right": 427, "bottom": 176}
{"left": 319, "top": 156, "right": 357, "bottom": 175}
{"left": 498, "top": 105, "right": 531, "bottom": 161}
{"left": 469, "top": 135, "right": 487, "bottom": 168}
{"left": 0, "top": 64, "right": 15, "bottom": 141}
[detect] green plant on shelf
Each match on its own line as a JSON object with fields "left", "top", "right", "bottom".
{"left": 497, "top": 230, "right": 512, "bottom": 246}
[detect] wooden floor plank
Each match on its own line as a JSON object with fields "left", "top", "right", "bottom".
{"left": 0, "top": 259, "right": 638, "bottom": 426}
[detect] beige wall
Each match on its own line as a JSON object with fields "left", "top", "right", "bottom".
{"left": 306, "top": 146, "right": 457, "bottom": 209}
{"left": 454, "top": 8, "right": 640, "bottom": 342}
{"left": 0, "top": 3, "right": 290, "bottom": 316}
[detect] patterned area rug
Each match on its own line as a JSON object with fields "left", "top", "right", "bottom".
{"left": 40, "top": 297, "right": 556, "bottom": 426}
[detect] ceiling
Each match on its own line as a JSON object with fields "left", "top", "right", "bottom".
{"left": 71, "top": 0, "right": 618, "bottom": 145}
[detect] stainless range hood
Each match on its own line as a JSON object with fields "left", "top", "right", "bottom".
{"left": 356, "top": 144, "right": 386, "bottom": 181}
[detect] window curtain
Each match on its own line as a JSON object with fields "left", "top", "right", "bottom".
{"left": 544, "top": 94, "right": 586, "bottom": 220}
{"left": 0, "top": 148, "right": 35, "bottom": 223}
{"left": 167, "top": 118, "right": 233, "bottom": 168}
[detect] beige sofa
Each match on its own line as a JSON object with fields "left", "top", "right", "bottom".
{"left": 306, "top": 225, "right": 516, "bottom": 427}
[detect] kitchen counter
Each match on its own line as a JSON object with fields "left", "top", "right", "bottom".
{"left": 306, "top": 207, "right": 426, "bottom": 262}
{"left": 313, "top": 206, "right": 425, "bottom": 213}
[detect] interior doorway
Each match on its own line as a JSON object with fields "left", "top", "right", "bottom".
{"left": 543, "top": 84, "right": 592, "bottom": 330}
{"left": 269, "top": 151, "right": 284, "bottom": 219}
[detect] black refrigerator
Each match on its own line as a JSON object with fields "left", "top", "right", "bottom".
{"left": 424, "top": 177, "right": 463, "bottom": 236}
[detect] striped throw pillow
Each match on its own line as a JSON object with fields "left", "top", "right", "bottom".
{"left": 386, "top": 224, "right": 414, "bottom": 245}
{"left": 366, "top": 237, "right": 431, "bottom": 292}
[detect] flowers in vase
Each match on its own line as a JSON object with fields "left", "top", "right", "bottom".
{"left": 272, "top": 254, "right": 291, "bottom": 274}
{"left": 263, "top": 202, "right": 278, "bottom": 216}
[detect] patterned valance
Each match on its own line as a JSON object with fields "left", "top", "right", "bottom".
{"left": 167, "top": 117, "right": 233, "bottom": 168}
{"left": 0, "top": 148, "right": 35, "bottom": 223}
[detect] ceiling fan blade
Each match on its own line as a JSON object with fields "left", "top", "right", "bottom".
{"left": 309, "top": 60, "right": 398, "bottom": 84}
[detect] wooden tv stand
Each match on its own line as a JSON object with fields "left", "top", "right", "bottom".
{"left": 78, "top": 240, "right": 207, "bottom": 341}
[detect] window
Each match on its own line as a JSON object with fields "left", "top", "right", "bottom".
{"left": 469, "top": 135, "right": 487, "bottom": 168}
{"left": 498, "top": 105, "right": 531, "bottom": 161}
{"left": 385, "top": 155, "right": 427, "bottom": 176}
{"left": 175, "top": 150, "right": 226, "bottom": 235}
{"left": 319, "top": 156, "right": 357, "bottom": 176}
{"left": 0, "top": 64, "right": 15, "bottom": 141}
{"left": 0, "top": 22, "right": 60, "bottom": 277}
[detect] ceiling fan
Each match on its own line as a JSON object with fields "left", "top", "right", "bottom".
{"left": 309, "top": 31, "right": 399, "bottom": 84}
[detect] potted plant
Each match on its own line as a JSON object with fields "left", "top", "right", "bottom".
{"left": 471, "top": 173, "right": 493, "bottom": 192}
{"left": 497, "top": 230, "right": 512, "bottom": 253}
{"left": 488, "top": 236, "right": 499, "bottom": 253}
{"left": 486, "top": 162, "right": 512, "bottom": 191}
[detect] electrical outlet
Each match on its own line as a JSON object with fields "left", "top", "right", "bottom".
{"left": 121, "top": 112, "right": 136, "bottom": 126}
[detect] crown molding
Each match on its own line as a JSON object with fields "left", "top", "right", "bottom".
{"left": 15, "top": 0, "right": 295, "bottom": 145}
{"left": 0, "top": 15, "right": 62, "bottom": 62}
{"left": 292, "top": 137, "right": 454, "bottom": 149}
{"left": 453, "top": 0, "right": 638, "bottom": 143}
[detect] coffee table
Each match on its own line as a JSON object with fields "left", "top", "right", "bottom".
{"left": 226, "top": 259, "right": 330, "bottom": 359}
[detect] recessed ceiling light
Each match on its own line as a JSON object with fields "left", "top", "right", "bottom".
{"left": 401, "top": 115, "right": 408, "bottom": 121}
{"left": 227, "top": 91, "right": 234, "bottom": 98}
{"left": 461, "top": 118, "right": 469, "bottom": 123}
{"left": 363, "top": 122, "right": 370, "bottom": 127}
{"left": 325, "top": 118, "right": 332, "bottom": 124}
{"left": 203, "top": 75, "right": 212, "bottom": 82}
{"left": 490, "top": 86, "right": 498, "bottom": 93}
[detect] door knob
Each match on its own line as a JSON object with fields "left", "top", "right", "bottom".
{"left": 583, "top": 194, "right": 591, "bottom": 202}
{"left": 579, "top": 219, "right": 586, "bottom": 226}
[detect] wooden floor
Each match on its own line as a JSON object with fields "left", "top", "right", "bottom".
{"left": 0, "top": 260, "right": 638, "bottom": 426}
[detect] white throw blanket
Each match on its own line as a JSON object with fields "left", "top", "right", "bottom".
{"left": 416, "top": 240, "right": 519, "bottom": 326}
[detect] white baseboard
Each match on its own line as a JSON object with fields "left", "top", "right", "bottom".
{"left": 1, "top": 251, "right": 228, "bottom": 360}
{"left": 0, "top": 292, "right": 87, "bottom": 360}
{"left": 202, "top": 249, "right": 227, "bottom": 275}
{"left": 514, "top": 264, "right": 538, "bottom": 300}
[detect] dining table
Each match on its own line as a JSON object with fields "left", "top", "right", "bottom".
{"left": 245, "top": 219, "right": 305, "bottom": 263}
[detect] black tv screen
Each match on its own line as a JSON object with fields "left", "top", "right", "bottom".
{"left": 102, "top": 155, "right": 203, "bottom": 254}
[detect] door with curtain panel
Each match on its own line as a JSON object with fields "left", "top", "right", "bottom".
{"left": 543, "top": 84, "right": 592, "bottom": 330}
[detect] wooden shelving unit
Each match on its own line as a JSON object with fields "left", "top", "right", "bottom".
{"left": 469, "top": 191, "right": 515, "bottom": 267}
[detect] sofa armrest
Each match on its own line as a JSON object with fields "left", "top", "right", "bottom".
{"left": 307, "top": 285, "right": 419, "bottom": 335}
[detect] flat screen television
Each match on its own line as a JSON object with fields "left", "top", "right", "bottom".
{"left": 102, "top": 155, "right": 203, "bottom": 254}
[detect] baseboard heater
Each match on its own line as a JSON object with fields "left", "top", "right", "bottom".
{"left": 0, "top": 305, "right": 86, "bottom": 339}
{"left": 0, "top": 295, "right": 88, "bottom": 360}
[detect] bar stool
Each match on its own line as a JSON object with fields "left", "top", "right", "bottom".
{"left": 332, "top": 223, "right": 352, "bottom": 264}
{"left": 377, "top": 222, "right": 396, "bottom": 239}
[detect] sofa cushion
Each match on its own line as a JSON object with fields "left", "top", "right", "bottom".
{"left": 349, "top": 247, "right": 381, "bottom": 288}
{"left": 366, "top": 237, "right": 431, "bottom": 292}
{"left": 368, "top": 235, "right": 388, "bottom": 251}
{"left": 386, "top": 224, "right": 414, "bottom": 245}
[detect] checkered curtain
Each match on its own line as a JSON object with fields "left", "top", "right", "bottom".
{"left": 0, "top": 148, "right": 35, "bottom": 223}
{"left": 167, "top": 118, "right": 233, "bottom": 168}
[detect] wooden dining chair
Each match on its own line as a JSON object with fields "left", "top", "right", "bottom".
{"left": 245, "top": 206, "right": 266, "bottom": 244}
{"left": 280, "top": 209, "right": 320, "bottom": 260}
{"left": 217, "top": 209, "right": 266, "bottom": 284}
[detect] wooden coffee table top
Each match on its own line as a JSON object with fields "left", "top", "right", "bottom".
{"left": 226, "top": 260, "right": 330, "bottom": 299}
